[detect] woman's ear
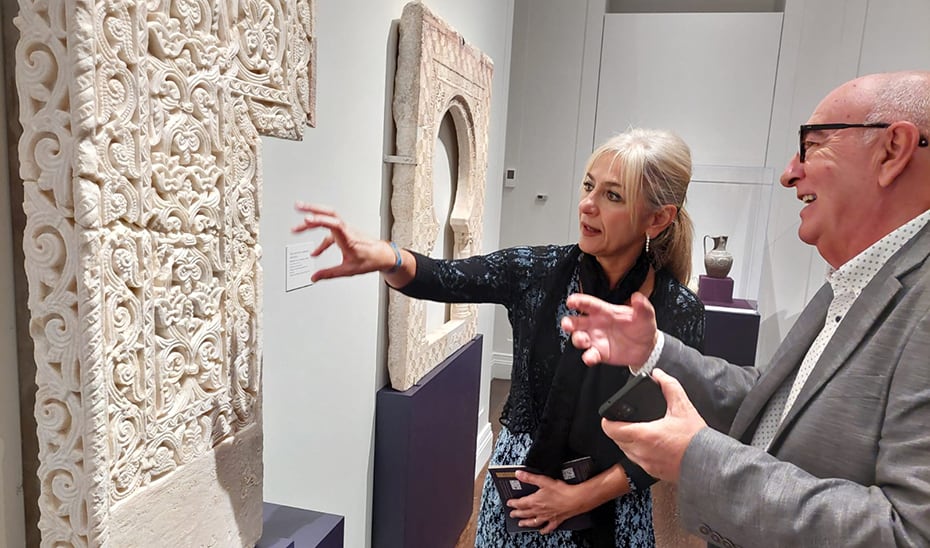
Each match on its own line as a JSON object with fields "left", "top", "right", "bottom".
{"left": 647, "top": 205, "right": 678, "bottom": 237}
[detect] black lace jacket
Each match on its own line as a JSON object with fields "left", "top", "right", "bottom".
{"left": 399, "top": 244, "right": 705, "bottom": 434}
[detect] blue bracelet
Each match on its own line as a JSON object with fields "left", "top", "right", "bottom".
{"left": 386, "top": 241, "right": 403, "bottom": 274}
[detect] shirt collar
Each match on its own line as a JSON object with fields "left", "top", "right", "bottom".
{"left": 826, "top": 209, "right": 930, "bottom": 295}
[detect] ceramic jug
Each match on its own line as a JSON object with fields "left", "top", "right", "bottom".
{"left": 703, "top": 235, "right": 733, "bottom": 278}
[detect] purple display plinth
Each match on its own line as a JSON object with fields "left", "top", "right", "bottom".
{"left": 704, "top": 301, "right": 760, "bottom": 367}
{"left": 256, "top": 502, "right": 344, "bottom": 548}
{"left": 707, "top": 298, "right": 756, "bottom": 310}
{"left": 259, "top": 538, "right": 294, "bottom": 548}
{"left": 373, "top": 335, "right": 483, "bottom": 548}
{"left": 698, "top": 275, "right": 734, "bottom": 304}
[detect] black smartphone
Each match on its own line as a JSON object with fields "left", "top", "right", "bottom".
{"left": 598, "top": 374, "right": 666, "bottom": 422}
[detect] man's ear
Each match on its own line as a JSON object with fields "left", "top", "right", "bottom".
{"left": 878, "top": 122, "right": 922, "bottom": 187}
{"left": 647, "top": 205, "right": 678, "bottom": 237}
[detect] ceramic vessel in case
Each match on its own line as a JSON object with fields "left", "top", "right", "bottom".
{"left": 704, "top": 235, "right": 734, "bottom": 278}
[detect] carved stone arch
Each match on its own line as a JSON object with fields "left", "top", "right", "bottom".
{"left": 388, "top": 2, "right": 493, "bottom": 390}
{"left": 14, "top": 0, "right": 315, "bottom": 545}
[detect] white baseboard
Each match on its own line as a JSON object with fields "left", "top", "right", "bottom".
{"left": 491, "top": 352, "right": 512, "bottom": 379}
{"left": 474, "top": 422, "right": 493, "bottom": 479}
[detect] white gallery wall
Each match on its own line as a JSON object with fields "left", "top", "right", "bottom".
{"left": 492, "top": 0, "right": 601, "bottom": 376}
{"left": 496, "top": 0, "right": 930, "bottom": 371}
{"left": 758, "top": 0, "right": 930, "bottom": 361}
{"left": 258, "top": 1, "right": 513, "bottom": 548}
{"left": 594, "top": 11, "right": 782, "bottom": 304}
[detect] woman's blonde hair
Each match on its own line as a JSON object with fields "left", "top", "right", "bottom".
{"left": 584, "top": 128, "right": 694, "bottom": 284}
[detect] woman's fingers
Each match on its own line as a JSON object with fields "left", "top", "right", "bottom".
{"left": 292, "top": 210, "right": 356, "bottom": 257}
{"left": 291, "top": 201, "right": 348, "bottom": 236}
{"left": 581, "top": 347, "right": 603, "bottom": 366}
{"left": 311, "top": 263, "right": 357, "bottom": 282}
{"left": 295, "top": 214, "right": 343, "bottom": 232}
{"left": 311, "top": 235, "right": 334, "bottom": 257}
{"left": 294, "top": 202, "right": 337, "bottom": 217}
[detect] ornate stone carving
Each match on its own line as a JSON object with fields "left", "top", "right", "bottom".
{"left": 15, "top": 0, "right": 314, "bottom": 545}
{"left": 388, "top": 2, "right": 494, "bottom": 390}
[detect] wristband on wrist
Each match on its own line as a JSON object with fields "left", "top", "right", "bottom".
{"left": 386, "top": 241, "right": 403, "bottom": 274}
{"left": 631, "top": 331, "right": 664, "bottom": 377}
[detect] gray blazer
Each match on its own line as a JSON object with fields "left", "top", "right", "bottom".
{"left": 658, "top": 223, "right": 930, "bottom": 548}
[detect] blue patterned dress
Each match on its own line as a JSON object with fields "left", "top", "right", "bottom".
{"left": 399, "top": 245, "right": 705, "bottom": 547}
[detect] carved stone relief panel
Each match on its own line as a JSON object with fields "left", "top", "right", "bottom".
{"left": 389, "top": 2, "right": 494, "bottom": 391}
{"left": 14, "top": 0, "right": 314, "bottom": 546}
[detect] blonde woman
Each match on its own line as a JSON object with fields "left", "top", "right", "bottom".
{"left": 293, "top": 128, "right": 704, "bottom": 547}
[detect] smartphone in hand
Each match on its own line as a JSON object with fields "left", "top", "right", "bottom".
{"left": 598, "top": 374, "right": 666, "bottom": 422}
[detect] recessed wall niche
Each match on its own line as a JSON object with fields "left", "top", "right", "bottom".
{"left": 14, "top": 0, "right": 315, "bottom": 545}
{"left": 425, "top": 111, "right": 459, "bottom": 335}
{"left": 388, "top": 2, "right": 494, "bottom": 390}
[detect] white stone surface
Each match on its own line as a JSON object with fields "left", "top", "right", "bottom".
{"left": 388, "top": 1, "right": 494, "bottom": 391}
{"left": 14, "top": 0, "right": 314, "bottom": 545}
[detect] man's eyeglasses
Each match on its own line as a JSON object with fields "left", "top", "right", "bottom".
{"left": 798, "top": 122, "right": 930, "bottom": 163}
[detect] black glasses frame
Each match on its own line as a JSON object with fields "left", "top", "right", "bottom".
{"left": 798, "top": 122, "right": 930, "bottom": 162}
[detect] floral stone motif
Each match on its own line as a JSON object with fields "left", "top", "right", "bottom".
{"left": 15, "top": 0, "right": 315, "bottom": 545}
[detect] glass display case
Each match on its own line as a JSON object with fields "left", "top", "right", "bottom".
{"left": 687, "top": 164, "right": 775, "bottom": 303}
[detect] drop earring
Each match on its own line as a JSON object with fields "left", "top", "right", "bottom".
{"left": 645, "top": 234, "right": 651, "bottom": 254}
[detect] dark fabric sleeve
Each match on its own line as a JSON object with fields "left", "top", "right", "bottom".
{"left": 622, "top": 461, "right": 656, "bottom": 492}
{"left": 397, "top": 246, "right": 566, "bottom": 306}
{"left": 616, "top": 455, "right": 656, "bottom": 492}
{"left": 393, "top": 245, "right": 574, "bottom": 434}
{"left": 655, "top": 276, "right": 706, "bottom": 353}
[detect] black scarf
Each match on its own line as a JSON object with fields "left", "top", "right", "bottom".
{"left": 523, "top": 248, "right": 651, "bottom": 547}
